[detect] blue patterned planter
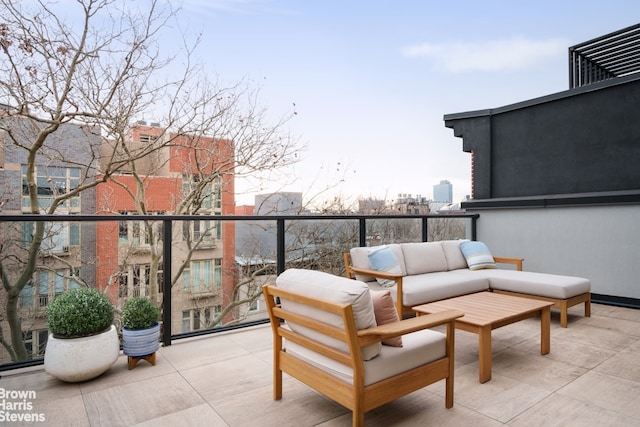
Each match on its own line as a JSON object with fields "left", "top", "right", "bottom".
{"left": 122, "top": 323, "right": 160, "bottom": 357}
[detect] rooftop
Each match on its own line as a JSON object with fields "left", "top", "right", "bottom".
{"left": 3, "top": 302, "right": 639, "bottom": 426}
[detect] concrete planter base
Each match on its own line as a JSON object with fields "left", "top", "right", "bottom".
{"left": 44, "top": 325, "right": 119, "bottom": 382}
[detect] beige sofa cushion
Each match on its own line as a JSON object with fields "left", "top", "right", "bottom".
{"left": 276, "top": 268, "right": 381, "bottom": 360}
{"left": 402, "top": 271, "right": 489, "bottom": 306}
{"left": 285, "top": 328, "right": 446, "bottom": 386}
{"left": 401, "top": 242, "right": 448, "bottom": 275}
{"left": 455, "top": 269, "right": 591, "bottom": 299}
{"left": 440, "top": 239, "right": 469, "bottom": 270}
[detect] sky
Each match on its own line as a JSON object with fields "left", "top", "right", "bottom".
{"left": 170, "top": 0, "right": 640, "bottom": 207}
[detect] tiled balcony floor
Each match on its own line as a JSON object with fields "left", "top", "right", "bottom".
{"left": 3, "top": 303, "right": 640, "bottom": 426}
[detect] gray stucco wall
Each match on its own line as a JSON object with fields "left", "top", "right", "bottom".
{"left": 445, "top": 74, "right": 640, "bottom": 200}
{"left": 472, "top": 205, "right": 640, "bottom": 300}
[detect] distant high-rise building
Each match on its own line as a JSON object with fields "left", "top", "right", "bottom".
{"left": 433, "top": 180, "right": 453, "bottom": 203}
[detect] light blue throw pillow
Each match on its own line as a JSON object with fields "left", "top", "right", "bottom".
{"left": 460, "top": 241, "right": 497, "bottom": 270}
{"left": 368, "top": 245, "right": 403, "bottom": 287}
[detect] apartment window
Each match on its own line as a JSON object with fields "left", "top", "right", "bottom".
{"left": 139, "top": 134, "right": 157, "bottom": 143}
{"left": 182, "top": 307, "right": 215, "bottom": 332}
{"left": 21, "top": 165, "right": 81, "bottom": 211}
{"left": 249, "top": 299, "right": 260, "bottom": 313}
{"left": 118, "top": 265, "right": 152, "bottom": 298}
{"left": 182, "top": 260, "right": 213, "bottom": 292}
{"left": 214, "top": 259, "right": 222, "bottom": 288}
{"left": 118, "top": 212, "right": 163, "bottom": 247}
{"left": 22, "top": 218, "right": 80, "bottom": 252}
{"left": 182, "top": 174, "right": 214, "bottom": 210}
{"left": 23, "top": 329, "right": 48, "bottom": 359}
{"left": 183, "top": 216, "right": 215, "bottom": 243}
{"left": 181, "top": 311, "right": 190, "bottom": 333}
{"left": 20, "top": 269, "right": 81, "bottom": 309}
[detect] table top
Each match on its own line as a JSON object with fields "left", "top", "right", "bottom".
{"left": 412, "top": 291, "right": 554, "bottom": 327}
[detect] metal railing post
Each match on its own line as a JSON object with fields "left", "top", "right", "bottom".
{"left": 277, "top": 218, "right": 285, "bottom": 274}
{"left": 162, "top": 219, "right": 172, "bottom": 347}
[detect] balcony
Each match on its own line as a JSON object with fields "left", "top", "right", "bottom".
{"left": 2, "top": 302, "right": 639, "bottom": 426}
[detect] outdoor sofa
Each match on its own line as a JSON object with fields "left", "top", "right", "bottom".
{"left": 344, "top": 240, "right": 591, "bottom": 327}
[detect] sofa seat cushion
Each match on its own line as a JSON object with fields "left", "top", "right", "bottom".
{"left": 455, "top": 269, "right": 591, "bottom": 299}
{"left": 402, "top": 271, "right": 490, "bottom": 306}
{"left": 276, "top": 269, "right": 381, "bottom": 360}
{"left": 284, "top": 328, "right": 446, "bottom": 386}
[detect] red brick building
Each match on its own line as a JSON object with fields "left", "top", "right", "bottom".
{"left": 96, "top": 123, "right": 237, "bottom": 333}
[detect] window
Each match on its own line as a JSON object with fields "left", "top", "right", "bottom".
{"left": 181, "top": 311, "right": 190, "bottom": 333}
{"left": 119, "top": 212, "right": 163, "bottom": 248}
{"left": 22, "top": 218, "right": 80, "bottom": 253}
{"left": 20, "top": 269, "right": 82, "bottom": 309}
{"left": 118, "top": 264, "right": 153, "bottom": 298}
{"left": 21, "top": 165, "right": 81, "bottom": 211}
{"left": 182, "top": 307, "right": 216, "bottom": 332}
{"left": 249, "top": 299, "right": 260, "bottom": 313}
{"left": 23, "top": 330, "right": 48, "bottom": 359}
{"left": 139, "top": 134, "right": 157, "bottom": 143}
{"left": 214, "top": 259, "right": 222, "bottom": 288}
{"left": 183, "top": 216, "right": 215, "bottom": 244}
{"left": 183, "top": 260, "right": 216, "bottom": 292}
{"left": 182, "top": 174, "right": 215, "bottom": 210}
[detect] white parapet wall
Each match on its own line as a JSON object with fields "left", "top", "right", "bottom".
{"left": 469, "top": 204, "right": 640, "bottom": 300}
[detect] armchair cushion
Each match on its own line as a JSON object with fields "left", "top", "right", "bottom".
{"left": 370, "top": 290, "right": 402, "bottom": 347}
{"left": 460, "top": 241, "right": 497, "bottom": 270}
{"left": 285, "top": 328, "right": 446, "bottom": 386}
{"left": 276, "top": 269, "right": 381, "bottom": 360}
{"left": 368, "top": 245, "right": 403, "bottom": 287}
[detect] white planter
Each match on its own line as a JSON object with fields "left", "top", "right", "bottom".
{"left": 44, "top": 325, "right": 119, "bottom": 383}
{"left": 122, "top": 323, "right": 160, "bottom": 357}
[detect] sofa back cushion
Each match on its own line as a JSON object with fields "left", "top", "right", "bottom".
{"left": 401, "top": 242, "right": 448, "bottom": 275}
{"left": 350, "top": 244, "right": 406, "bottom": 282}
{"left": 276, "top": 268, "right": 381, "bottom": 360}
{"left": 441, "top": 239, "right": 470, "bottom": 270}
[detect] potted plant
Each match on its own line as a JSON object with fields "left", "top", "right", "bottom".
{"left": 121, "top": 296, "right": 160, "bottom": 369}
{"left": 44, "top": 287, "right": 120, "bottom": 382}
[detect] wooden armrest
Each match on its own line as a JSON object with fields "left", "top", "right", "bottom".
{"left": 357, "top": 309, "right": 464, "bottom": 346}
{"left": 493, "top": 256, "right": 524, "bottom": 271}
{"left": 348, "top": 266, "right": 404, "bottom": 281}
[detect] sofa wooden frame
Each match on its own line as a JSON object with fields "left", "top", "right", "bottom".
{"left": 263, "top": 283, "right": 463, "bottom": 427}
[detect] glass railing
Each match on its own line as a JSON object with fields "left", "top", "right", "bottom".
{"left": 0, "top": 212, "right": 477, "bottom": 371}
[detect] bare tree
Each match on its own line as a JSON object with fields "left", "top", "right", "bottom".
{"left": 0, "top": 0, "right": 299, "bottom": 361}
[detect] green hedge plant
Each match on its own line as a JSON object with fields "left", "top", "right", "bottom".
{"left": 122, "top": 296, "right": 159, "bottom": 330}
{"left": 47, "top": 287, "right": 115, "bottom": 338}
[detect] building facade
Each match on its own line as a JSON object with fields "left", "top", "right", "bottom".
{"left": 0, "top": 113, "right": 100, "bottom": 362}
{"left": 95, "top": 123, "right": 238, "bottom": 335}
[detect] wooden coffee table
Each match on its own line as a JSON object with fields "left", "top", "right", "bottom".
{"left": 413, "top": 291, "right": 553, "bottom": 383}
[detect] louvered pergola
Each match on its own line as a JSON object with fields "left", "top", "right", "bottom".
{"left": 569, "top": 23, "right": 640, "bottom": 88}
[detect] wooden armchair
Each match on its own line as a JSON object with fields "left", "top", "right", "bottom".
{"left": 263, "top": 269, "right": 463, "bottom": 427}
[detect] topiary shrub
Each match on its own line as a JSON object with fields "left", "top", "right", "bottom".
{"left": 121, "top": 296, "right": 159, "bottom": 330}
{"left": 47, "top": 287, "right": 115, "bottom": 338}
